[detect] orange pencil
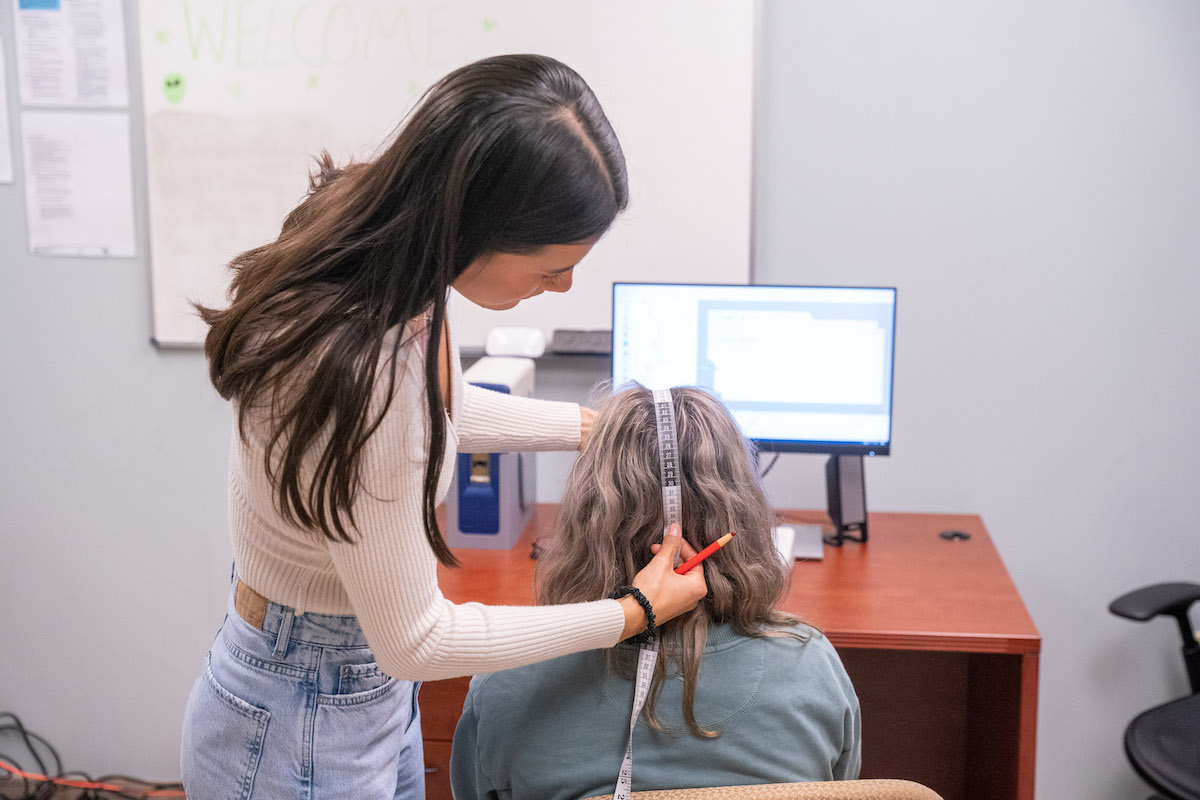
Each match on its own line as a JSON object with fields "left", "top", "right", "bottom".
{"left": 675, "top": 532, "right": 736, "bottom": 574}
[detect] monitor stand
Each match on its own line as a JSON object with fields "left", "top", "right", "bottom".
{"left": 825, "top": 454, "right": 868, "bottom": 546}
{"left": 772, "top": 524, "right": 825, "bottom": 562}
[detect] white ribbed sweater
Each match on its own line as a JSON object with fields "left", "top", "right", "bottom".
{"left": 228, "top": 320, "right": 625, "bottom": 681}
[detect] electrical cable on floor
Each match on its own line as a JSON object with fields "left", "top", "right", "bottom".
{"left": 0, "top": 754, "right": 30, "bottom": 800}
{"left": 0, "top": 712, "right": 185, "bottom": 799}
{"left": 0, "top": 713, "right": 58, "bottom": 780}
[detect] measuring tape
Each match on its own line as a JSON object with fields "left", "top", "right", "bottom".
{"left": 613, "top": 388, "right": 680, "bottom": 800}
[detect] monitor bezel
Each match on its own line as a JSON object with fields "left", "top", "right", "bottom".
{"left": 611, "top": 281, "right": 897, "bottom": 457}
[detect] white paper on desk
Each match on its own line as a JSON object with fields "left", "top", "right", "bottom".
{"left": 0, "top": 39, "right": 13, "bottom": 183}
{"left": 20, "top": 110, "right": 136, "bottom": 257}
{"left": 13, "top": 0, "right": 129, "bottom": 107}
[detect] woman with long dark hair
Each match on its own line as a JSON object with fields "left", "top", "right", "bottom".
{"left": 450, "top": 386, "right": 861, "bottom": 799}
{"left": 180, "top": 55, "right": 707, "bottom": 799}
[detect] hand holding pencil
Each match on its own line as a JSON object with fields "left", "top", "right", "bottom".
{"left": 620, "top": 524, "right": 709, "bottom": 641}
{"left": 675, "top": 532, "right": 736, "bottom": 574}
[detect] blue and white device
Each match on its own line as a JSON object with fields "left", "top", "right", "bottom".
{"left": 446, "top": 357, "right": 537, "bottom": 550}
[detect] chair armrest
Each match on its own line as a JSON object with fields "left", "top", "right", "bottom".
{"left": 1109, "top": 582, "right": 1200, "bottom": 622}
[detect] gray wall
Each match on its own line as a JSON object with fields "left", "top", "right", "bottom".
{"left": 2, "top": 2, "right": 1198, "bottom": 798}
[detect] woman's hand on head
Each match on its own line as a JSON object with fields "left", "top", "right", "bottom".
{"left": 578, "top": 406, "right": 597, "bottom": 451}
{"left": 618, "top": 524, "right": 707, "bottom": 640}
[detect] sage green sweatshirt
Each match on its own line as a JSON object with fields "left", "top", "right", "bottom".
{"left": 450, "top": 622, "right": 861, "bottom": 800}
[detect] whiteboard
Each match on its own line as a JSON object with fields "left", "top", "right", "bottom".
{"left": 137, "top": 0, "right": 755, "bottom": 347}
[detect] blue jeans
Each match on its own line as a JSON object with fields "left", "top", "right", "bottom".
{"left": 181, "top": 584, "right": 424, "bottom": 799}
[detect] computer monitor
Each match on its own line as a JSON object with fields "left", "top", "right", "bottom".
{"left": 611, "top": 283, "right": 897, "bottom": 456}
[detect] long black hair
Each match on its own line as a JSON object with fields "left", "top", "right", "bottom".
{"left": 199, "top": 54, "right": 628, "bottom": 566}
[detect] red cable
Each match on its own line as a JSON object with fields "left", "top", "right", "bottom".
{"left": 0, "top": 757, "right": 123, "bottom": 790}
{"left": 0, "top": 757, "right": 186, "bottom": 795}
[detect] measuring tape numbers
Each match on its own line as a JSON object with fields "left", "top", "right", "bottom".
{"left": 613, "top": 388, "right": 681, "bottom": 800}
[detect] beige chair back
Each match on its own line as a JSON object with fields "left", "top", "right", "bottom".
{"left": 584, "top": 778, "right": 944, "bottom": 800}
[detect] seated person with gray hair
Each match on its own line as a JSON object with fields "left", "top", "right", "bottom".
{"left": 450, "top": 386, "right": 861, "bottom": 800}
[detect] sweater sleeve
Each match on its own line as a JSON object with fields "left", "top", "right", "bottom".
{"left": 456, "top": 382, "right": 582, "bottom": 453}
{"left": 834, "top": 701, "right": 863, "bottom": 781}
{"left": 450, "top": 676, "right": 503, "bottom": 800}
{"left": 323, "top": 353, "right": 624, "bottom": 682}
{"left": 827, "top": 635, "right": 863, "bottom": 780}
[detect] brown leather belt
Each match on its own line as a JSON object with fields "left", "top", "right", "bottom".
{"left": 234, "top": 578, "right": 269, "bottom": 630}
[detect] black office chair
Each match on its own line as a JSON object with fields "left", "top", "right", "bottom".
{"left": 1109, "top": 582, "right": 1200, "bottom": 800}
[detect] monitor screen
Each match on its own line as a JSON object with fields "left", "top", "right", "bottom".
{"left": 612, "top": 283, "right": 896, "bottom": 455}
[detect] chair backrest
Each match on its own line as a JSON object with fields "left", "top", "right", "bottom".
{"left": 1111, "top": 582, "right": 1200, "bottom": 800}
{"left": 1109, "top": 581, "right": 1200, "bottom": 694}
{"left": 583, "top": 779, "right": 944, "bottom": 800}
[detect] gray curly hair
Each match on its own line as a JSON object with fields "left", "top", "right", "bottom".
{"left": 535, "top": 384, "right": 807, "bottom": 737}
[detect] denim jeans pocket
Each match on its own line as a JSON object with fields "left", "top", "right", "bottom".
{"left": 337, "top": 661, "right": 391, "bottom": 695}
{"left": 181, "top": 654, "right": 271, "bottom": 800}
{"left": 317, "top": 671, "right": 400, "bottom": 708}
{"left": 311, "top": 679, "right": 423, "bottom": 799}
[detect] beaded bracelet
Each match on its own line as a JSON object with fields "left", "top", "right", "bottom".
{"left": 608, "top": 585, "right": 657, "bottom": 644}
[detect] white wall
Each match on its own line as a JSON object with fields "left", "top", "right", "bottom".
{"left": 754, "top": 2, "right": 1200, "bottom": 799}
{"left": 1, "top": 1, "right": 1198, "bottom": 797}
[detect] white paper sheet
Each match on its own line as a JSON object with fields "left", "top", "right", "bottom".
{"left": 13, "top": 0, "right": 129, "bottom": 107}
{"left": 0, "top": 39, "right": 13, "bottom": 183}
{"left": 20, "top": 110, "right": 136, "bottom": 256}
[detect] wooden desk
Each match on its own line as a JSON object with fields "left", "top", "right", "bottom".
{"left": 422, "top": 506, "right": 1040, "bottom": 800}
